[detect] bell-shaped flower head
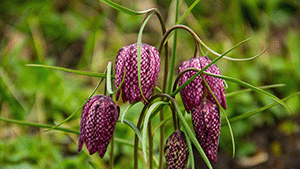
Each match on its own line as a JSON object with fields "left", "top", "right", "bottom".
{"left": 115, "top": 43, "right": 160, "bottom": 104}
{"left": 191, "top": 99, "right": 220, "bottom": 162}
{"left": 164, "top": 130, "right": 189, "bottom": 169}
{"left": 178, "top": 56, "right": 226, "bottom": 113}
{"left": 78, "top": 95, "right": 120, "bottom": 158}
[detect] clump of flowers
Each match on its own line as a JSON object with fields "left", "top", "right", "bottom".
{"left": 78, "top": 95, "right": 120, "bottom": 158}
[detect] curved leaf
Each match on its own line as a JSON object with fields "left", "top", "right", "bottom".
{"left": 222, "top": 92, "right": 300, "bottom": 126}
{"left": 100, "top": 0, "right": 154, "bottom": 15}
{"left": 26, "top": 64, "right": 106, "bottom": 78}
{"left": 226, "top": 84, "right": 285, "bottom": 98}
{"left": 0, "top": 117, "right": 78, "bottom": 134}
{"left": 142, "top": 101, "right": 168, "bottom": 163}
{"left": 119, "top": 119, "right": 142, "bottom": 144}
{"left": 106, "top": 61, "right": 126, "bottom": 94}
{"left": 204, "top": 72, "right": 294, "bottom": 114}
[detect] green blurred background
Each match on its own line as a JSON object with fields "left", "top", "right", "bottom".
{"left": 1, "top": 0, "right": 300, "bottom": 168}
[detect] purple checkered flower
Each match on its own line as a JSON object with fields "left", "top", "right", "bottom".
{"left": 191, "top": 99, "right": 220, "bottom": 162}
{"left": 115, "top": 43, "right": 160, "bottom": 104}
{"left": 164, "top": 130, "right": 189, "bottom": 169}
{"left": 78, "top": 95, "right": 120, "bottom": 158}
{"left": 178, "top": 56, "right": 226, "bottom": 113}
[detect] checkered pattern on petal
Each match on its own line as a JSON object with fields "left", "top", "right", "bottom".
{"left": 115, "top": 43, "right": 160, "bottom": 104}
{"left": 200, "top": 56, "right": 226, "bottom": 109}
{"left": 191, "top": 99, "right": 220, "bottom": 162}
{"left": 78, "top": 95, "right": 120, "bottom": 158}
{"left": 178, "top": 58, "right": 204, "bottom": 113}
{"left": 178, "top": 56, "right": 226, "bottom": 113}
{"left": 164, "top": 130, "right": 189, "bottom": 169}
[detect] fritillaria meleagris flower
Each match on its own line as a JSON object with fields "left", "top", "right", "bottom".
{"left": 178, "top": 56, "right": 226, "bottom": 113}
{"left": 191, "top": 99, "right": 220, "bottom": 162}
{"left": 115, "top": 43, "right": 160, "bottom": 104}
{"left": 164, "top": 130, "right": 189, "bottom": 169}
{"left": 78, "top": 95, "right": 120, "bottom": 158}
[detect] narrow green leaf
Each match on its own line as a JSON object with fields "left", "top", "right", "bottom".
{"left": 176, "top": 0, "right": 201, "bottom": 25}
{"left": 26, "top": 64, "right": 106, "bottom": 78}
{"left": 0, "top": 117, "right": 79, "bottom": 134}
{"left": 100, "top": 0, "right": 154, "bottom": 15}
{"left": 204, "top": 72, "right": 294, "bottom": 114}
{"left": 45, "top": 77, "right": 105, "bottom": 132}
{"left": 120, "top": 103, "right": 135, "bottom": 124}
{"left": 222, "top": 43, "right": 270, "bottom": 61}
{"left": 226, "top": 84, "right": 285, "bottom": 98}
{"left": 119, "top": 119, "right": 142, "bottom": 144}
{"left": 222, "top": 92, "right": 300, "bottom": 126}
{"left": 137, "top": 13, "right": 154, "bottom": 103}
{"left": 142, "top": 101, "right": 168, "bottom": 163}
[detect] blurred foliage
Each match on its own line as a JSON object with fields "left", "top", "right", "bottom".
{"left": 1, "top": 0, "right": 300, "bottom": 168}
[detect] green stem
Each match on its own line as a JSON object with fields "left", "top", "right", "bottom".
{"left": 109, "top": 134, "right": 114, "bottom": 169}
{"left": 148, "top": 122, "right": 153, "bottom": 169}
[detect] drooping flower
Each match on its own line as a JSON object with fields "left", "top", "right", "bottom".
{"left": 178, "top": 56, "right": 226, "bottom": 113}
{"left": 115, "top": 43, "right": 160, "bottom": 104}
{"left": 78, "top": 95, "right": 120, "bottom": 158}
{"left": 164, "top": 130, "right": 189, "bottom": 169}
{"left": 191, "top": 99, "right": 220, "bottom": 162}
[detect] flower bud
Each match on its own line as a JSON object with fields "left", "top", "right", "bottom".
{"left": 78, "top": 95, "right": 120, "bottom": 158}
{"left": 191, "top": 99, "right": 220, "bottom": 162}
{"left": 115, "top": 43, "right": 160, "bottom": 104}
{"left": 164, "top": 130, "right": 189, "bottom": 169}
{"left": 178, "top": 56, "right": 226, "bottom": 113}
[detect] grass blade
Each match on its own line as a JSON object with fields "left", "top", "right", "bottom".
{"left": 26, "top": 64, "right": 106, "bottom": 78}
{"left": 100, "top": 0, "right": 154, "bottom": 15}
{"left": 0, "top": 117, "right": 79, "bottom": 134}
{"left": 204, "top": 72, "right": 294, "bottom": 114}
{"left": 226, "top": 84, "right": 285, "bottom": 98}
{"left": 222, "top": 92, "right": 300, "bottom": 126}
{"left": 176, "top": 0, "right": 201, "bottom": 25}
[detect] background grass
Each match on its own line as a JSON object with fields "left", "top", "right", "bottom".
{"left": 1, "top": 0, "right": 300, "bottom": 168}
